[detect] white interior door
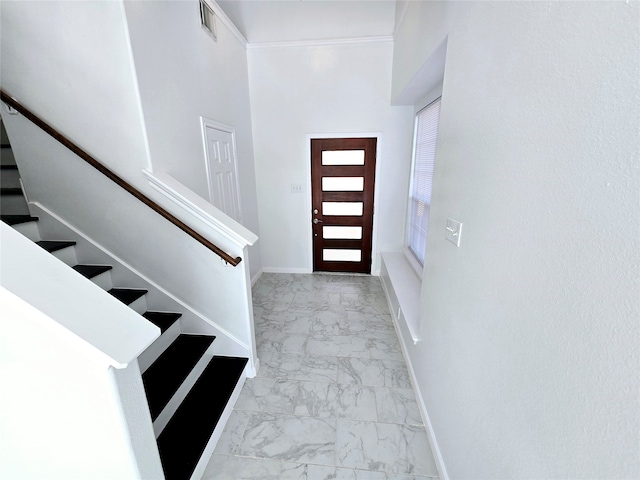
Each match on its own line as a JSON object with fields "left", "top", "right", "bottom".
{"left": 202, "top": 121, "right": 242, "bottom": 222}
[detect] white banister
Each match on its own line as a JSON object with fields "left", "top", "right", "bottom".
{"left": 0, "top": 223, "right": 159, "bottom": 368}
{"left": 143, "top": 169, "right": 257, "bottom": 251}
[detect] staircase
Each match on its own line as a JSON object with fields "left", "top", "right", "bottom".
{"left": 0, "top": 122, "right": 248, "bottom": 480}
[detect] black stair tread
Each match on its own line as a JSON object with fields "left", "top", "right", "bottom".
{"left": 142, "top": 334, "right": 215, "bottom": 420}
{"left": 108, "top": 287, "right": 147, "bottom": 305}
{"left": 0, "top": 164, "right": 18, "bottom": 170}
{"left": 1, "top": 187, "right": 22, "bottom": 195}
{"left": 73, "top": 264, "right": 113, "bottom": 279}
{"left": 157, "top": 356, "right": 248, "bottom": 480}
{"left": 143, "top": 311, "right": 182, "bottom": 333}
{"left": 1, "top": 214, "right": 38, "bottom": 225}
{"left": 36, "top": 240, "right": 77, "bottom": 252}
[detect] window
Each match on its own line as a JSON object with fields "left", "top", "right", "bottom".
{"left": 407, "top": 97, "right": 442, "bottom": 265}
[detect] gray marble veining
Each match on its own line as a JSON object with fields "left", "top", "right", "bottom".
{"left": 337, "top": 357, "right": 412, "bottom": 389}
{"left": 205, "top": 457, "right": 439, "bottom": 480}
{"left": 260, "top": 352, "right": 339, "bottom": 383}
{"left": 281, "top": 463, "right": 359, "bottom": 480}
{"left": 367, "top": 335, "right": 405, "bottom": 361}
{"left": 336, "top": 420, "right": 438, "bottom": 476}
{"left": 294, "top": 382, "right": 378, "bottom": 421}
{"left": 294, "top": 381, "right": 339, "bottom": 418}
{"left": 339, "top": 312, "right": 396, "bottom": 339}
{"left": 238, "top": 413, "right": 336, "bottom": 465}
{"left": 202, "top": 455, "right": 281, "bottom": 480}
{"left": 375, "top": 387, "right": 423, "bottom": 426}
{"left": 235, "top": 377, "right": 298, "bottom": 415}
{"left": 335, "top": 384, "right": 378, "bottom": 421}
{"left": 212, "top": 409, "right": 251, "bottom": 456}
{"left": 307, "top": 334, "right": 370, "bottom": 358}
{"left": 257, "top": 331, "right": 309, "bottom": 355}
{"left": 206, "top": 273, "right": 439, "bottom": 480}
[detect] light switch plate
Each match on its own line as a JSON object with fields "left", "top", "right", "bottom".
{"left": 446, "top": 218, "right": 462, "bottom": 247}
{"left": 291, "top": 183, "right": 303, "bottom": 194}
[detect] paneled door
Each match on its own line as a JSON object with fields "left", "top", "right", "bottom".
{"left": 203, "top": 121, "right": 242, "bottom": 222}
{"left": 311, "top": 138, "right": 377, "bottom": 273}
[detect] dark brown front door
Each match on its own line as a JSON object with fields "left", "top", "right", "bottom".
{"left": 311, "top": 138, "right": 377, "bottom": 273}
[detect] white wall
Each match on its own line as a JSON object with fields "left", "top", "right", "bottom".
{"left": 0, "top": 287, "right": 159, "bottom": 480}
{"left": 392, "top": 2, "right": 640, "bottom": 478}
{"left": 4, "top": 107, "right": 255, "bottom": 345}
{"left": 248, "top": 40, "right": 414, "bottom": 272}
{"left": 1, "top": 0, "right": 259, "bottom": 349}
{"left": 123, "top": 0, "right": 262, "bottom": 279}
{"left": 1, "top": 0, "right": 262, "bottom": 278}
{"left": 0, "top": 0, "right": 150, "bottom": 179}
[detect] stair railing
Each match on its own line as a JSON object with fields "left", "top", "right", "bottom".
{"left": 0, "top": 90, "right": 242, "bottom": 266}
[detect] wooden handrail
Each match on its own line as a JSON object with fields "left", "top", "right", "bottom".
{"left": 0, "top": 90, "right": 242, "bottom": 266}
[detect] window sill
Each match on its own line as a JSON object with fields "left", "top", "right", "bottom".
{"left": 380, "top": 252, "right": 421, "bottom": 344}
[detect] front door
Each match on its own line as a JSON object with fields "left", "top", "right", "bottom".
{"left": 311, "top": 137, "right": 377, "bottom": 273}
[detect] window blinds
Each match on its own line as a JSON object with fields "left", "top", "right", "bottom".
{"left": 408, "top": 97, "right": 441, "bottom": 265}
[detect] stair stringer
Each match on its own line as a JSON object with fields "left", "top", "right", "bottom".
{"left": 29, "top": 202, "right": 255, "bottom": 370}
{"left": 24, "top": 200, "right": 256, "bottom": 470}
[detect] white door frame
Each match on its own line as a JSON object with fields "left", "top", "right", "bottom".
{"left": 200, "top": 117, "right": 243, "bottom": 222}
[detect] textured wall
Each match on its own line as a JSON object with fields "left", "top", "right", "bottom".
{"left": 392, "top": 2, "right": 640, "bottom": 478}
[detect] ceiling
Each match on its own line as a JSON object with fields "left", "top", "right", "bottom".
{"left": 216, "top": 0, "right": 398, "bottom": 44}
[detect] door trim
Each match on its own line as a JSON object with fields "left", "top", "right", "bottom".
{"left": 305, "top": 132, "right": 382, "bottom": 274}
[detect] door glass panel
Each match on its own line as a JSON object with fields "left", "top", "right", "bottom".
{"left": 322, "top": 177, "right": 364, "bottom": 191}
{"left": 322, "top": 202, "right": 363, "bottom": 216}
{"left": 323, "top": 249, "right": 362, "bottom": 262}
{"left": 323, "top": 226, "right": 362, "bottom": 239}
{"left": 322, "top": 150, "right": 365, "bottom": 165}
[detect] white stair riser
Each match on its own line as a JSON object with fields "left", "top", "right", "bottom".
{"left": 12, "top": 220, "right": 40, "bottom": 242}
{"left": 127, "top": 294, "right": 148, "bottom": 315}
{"left": 50, "top": 245, "right": 78, "bottom": 266}
{"left": 138, "top": 320, "right": 181, "bottom": 373}
{"left": 152, "top": 342, "right": 217, "bottom": 438}
{"left": 1, "top": 169, "right": 21, "bottom": 188}
{"left": 87, "top": 269, "right": 113, "bottom": 291}
{"left": 1, "top": 194, "right": 30, "bottom": 214}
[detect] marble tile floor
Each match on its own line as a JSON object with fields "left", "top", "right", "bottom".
{"left": 203, "top": 273, "right": 439, "bottom": 480}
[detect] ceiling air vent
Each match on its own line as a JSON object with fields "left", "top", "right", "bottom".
{"left": 200, "top": 0, "right": 217, "bottom": 41}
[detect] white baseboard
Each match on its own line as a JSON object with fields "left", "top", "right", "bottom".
{"left": 260, "top": 267, "right": 380, "bottom": 276}
{"left": 382, "top": 269, "right": 449, "bottom": 480}
{"left": 251, "top": 269, "right": 263, "bottom": 286}
{"left": 261, "top": 267, "right": 312, "bottom": 274}
{"left": 406, "top": 354, "right": 449, "bottom": 480}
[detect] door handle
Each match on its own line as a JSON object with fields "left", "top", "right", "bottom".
{"left": 313, "top": 218, "right": 323, "bottom": 224}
